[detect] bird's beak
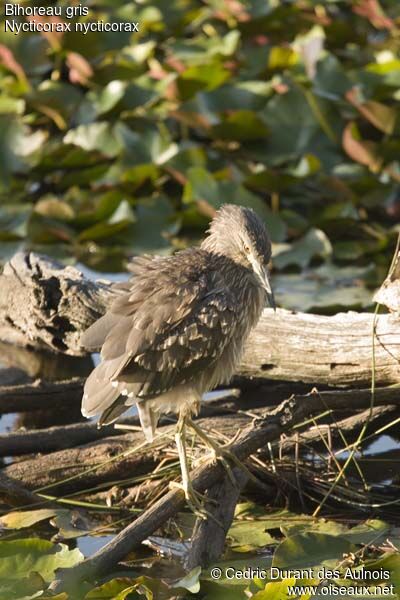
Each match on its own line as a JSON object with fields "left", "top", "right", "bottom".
{"left": 261, "top": 266, "right": 276, "bottom": 311}
{"left": 250, "top": 256, "right": 276, "bottom": 311}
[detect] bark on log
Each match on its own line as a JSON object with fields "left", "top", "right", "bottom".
{"left": 184, "top": 468, "right": 248, "bottom": 570}
{"left": 0, "top": 473, "right": 59, "bottom": 509}
{"left": 1, "top": 415, "right": 250, "bottom": 494}
{"left": 0, "top": 253, "right": 113, "bottom": 354}
{"left": 0, "top": 378, "right": 83, "bottom": 414}
{"left": 50, "top": 387, "right": 387, "bottom": 587}
{"left": 1, "top": 252, "right": 400, "bottom": 387}
{"left": 3, "top": 392, "right": 397, "bottom": 494}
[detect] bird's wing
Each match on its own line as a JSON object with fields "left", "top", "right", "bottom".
{"left": 80, "top": 255, "right": 156, "bottom": 352}
{"left": 123, "top": 280, "right": 238, "bottom": 399}
{"left": 87, "top": 253, "right": 238, "bottom": 399}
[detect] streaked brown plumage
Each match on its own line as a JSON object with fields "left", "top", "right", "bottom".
{"left": 81, "top": 204, "right": 274, "bottom": 443}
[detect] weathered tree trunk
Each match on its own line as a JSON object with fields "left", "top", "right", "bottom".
{"left": 1, "top": 415, "right": 249, "bottom": 494}
{"left": 0, "top": 253, "right": 113, "bottom": 354}
{"left": 3, "top": 392, "right": 397, "bottom": 493}
{"left": 1, "top": 252, "right": 399, "bottom": 387}
{"left": 49, "top": 388, "right": 399, "bottom": 588}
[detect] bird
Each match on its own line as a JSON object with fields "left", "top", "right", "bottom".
{"left": 81, "top": 204, "right": 275, "bottom": 503}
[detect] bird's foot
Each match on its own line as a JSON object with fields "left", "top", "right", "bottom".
{"left": 186, "top": 418, "right": 241, "bottom": 487}
{"left": 169, "top": 481, "right": 218, "bottom": 521}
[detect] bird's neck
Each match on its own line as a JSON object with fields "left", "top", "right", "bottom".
{"left": 206, "top": 250, "right": 262, "bottom": 292}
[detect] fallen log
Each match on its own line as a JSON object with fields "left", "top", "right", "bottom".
{"left": 0, "top": 378, "right": 83, "bottom": 414}
{"left": 49, "top": 387, "right": 394, "bottom": 588}
{"left": 0, "top": 253, "right": 113, "bottom": 355}
{"left": 0, "top": 472, "right": 59, "bottom": 509}
{"left": 2, "top": 430, "right": 159, "bottom": 495}
{"left": 1, "top": 252, "right": 400, "bottom": 387}
{"left": 1, "top": 415, "right": 249, "bottom": 494}
{"left": 3, "top": 393, "right": 397, "bottom": 494}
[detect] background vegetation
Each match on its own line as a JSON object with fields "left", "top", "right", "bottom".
{"left": 1, "top": 0, "right": 400, "bottom": 313}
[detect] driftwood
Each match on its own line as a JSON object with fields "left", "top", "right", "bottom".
{"left": 0, "top": 472, "right": 58, "bottom": 509}
{"left": 2, "top": 429, "right": 159, "bottom": 495}
{"left": 184, "top": 467, "right": 248, "bottom": 571}
{"left": 1, "top": 252, "right": 400, "bottom": 387}
{"left": 0, "top": 253, "right": 113, "bottom": 354}
{"left": 3, "top": 393, "right": 397, "bottom": 495}
{"left": 0, "top": 378, "right": 83, "bottom": 414}
{"left": 49, "top": 396, "right": 304, "bottom": 588}
{"left": 50, "top": 386, "right": 399, "bottom": 588}
{"left": 1, "top": 249, "right": 399, "bottom": 590}
{"left": 1, "top": 415, "right": 249, "bottom": 494}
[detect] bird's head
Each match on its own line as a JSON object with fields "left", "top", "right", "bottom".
{"left": 202, "top": 204, "right": 276, "bottom": 309}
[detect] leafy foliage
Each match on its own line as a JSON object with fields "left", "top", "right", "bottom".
{"left": 0, "top": 0, "right": 399, "bottom": 309}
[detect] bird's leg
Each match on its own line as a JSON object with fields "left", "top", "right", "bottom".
{"left": 185, "top": 417, "right": 240, "bottom": 488}
{"left": 187, "top": 417, "right": 269, "bottom": 491}
{"left": 170, "top": 414, "right": 212, "bottom": 519}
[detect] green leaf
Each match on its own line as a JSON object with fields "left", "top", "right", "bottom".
{"left": 0, "top": 509, "right": 64, "bottom": 530}
{"left": 273, "top": 264, "right": 375, "bottom": 312}
{"left": 0, "top": 96, "right": 25, "bottom": 115}
{"left": 272, "top": 532, "right": 353, "bottom": 569}
{"left": 250, "top": 577, "right": 315, "bottom": 600}
{"left": 274, "top": 229, "right": 332, "bottom": 269}
{"left": 228, "top": 520, "right": 277, "bottom": 551}
{"left": 342, "top": 520, "right": 390, "bottom": 545}
{"left": 172, "top": 566, "right": 201, "bottom": 593}
{"left": 185, "top": 167, "right": 286, "bottom": 242}
{"left": 211, "top": 111, "right": 269, "bottom": 141}
{"left": 85, "top": 577, "right": 137, "bottom": 599}
{"left": 259, "top": 87, "right": 340, "bottom": 167}
{"left": 268, "top": 47, "right": 298, "bottom": 70}
{"left": 0, "top": 118, "right": 46, "bottom": 188}
{"left": 178, "top": 62, "right": 231, "bottom": 100}
{"left": 0, "top": 538, "right": 82, "bottom": 583}
{"left": 91, "top": 80, "right": 127, "bottom": 115}
{"left": 364, "top": 554, "right": 400, "bottom": 594}
{"left": 34, "top": 197, "right": 75, "bottom": 222}
{"left": 28, "top": 80, "right": 83, "bottom": 129}
{"left": 0, "top": 204, "right": 31, "bottom": 240}
{"left": 314, "top": 54, "right": 351, "bottom": 98}
{"left": 184, "top": 167, "right": 220, "bottom": 207}
{"left": 200, "top": 581, "right": 248, "bottom": 600}
{"left": 201, "top": 81, "right": 272, "bottom": 112}
{"left": 282, "top": 518, "right": 390, "bottom": 546}
{"left": 64, "top": 122, "right": 123, "bottom": 157}
{"left": 128, "top": 196, "right": 176, "bottom": 254}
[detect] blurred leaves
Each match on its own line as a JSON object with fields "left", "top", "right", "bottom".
{"left": 0, "top": 0, "right": 398, "bottom": 307}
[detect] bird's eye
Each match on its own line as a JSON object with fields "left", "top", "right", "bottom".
{"left": 244, "top": 244, "right": 250, "bottom": 254}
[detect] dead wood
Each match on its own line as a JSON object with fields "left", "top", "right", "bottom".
{"left": 0, "top": 253, "right": 113, "bottom": 354}
{"left": 1, "top": 381, "right": 399, "bottom": 455}
{"left": 1, "top": 415, "right": 249, "bottom": 494}
{"left": 46, "top": 392, "right": 341, "bottom": 587}
{"left": 0, "top": 415, "right": 137, "bottom": 456}
{"left": 0, "top": 388, "right": 245, "bottom": 455}
{"left": 2, "top": 387, "right": 399, "bottom": 492}
{"left": 0, "top": 378, "right": 83, "bottom": 414}
{"left": 1, "top": 252, "right": 400, "bottom": 387}
{"left": 2, "top": 430, "right": 159, "bottom": 495}
{"left": 48, "top": 389, "right": 400, "bottom": 588}
{"left": 184, "top": 467, "right": 248, "bottom": 570}
{"left": 273, "top": 403, "right": 398, "bottom": 454}
{"left": 0, "top": 472, "right": 59, "bottom": 509}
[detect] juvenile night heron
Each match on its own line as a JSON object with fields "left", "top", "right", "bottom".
{"left": 81, "top": 204, "right": 275, "bottom": 502}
